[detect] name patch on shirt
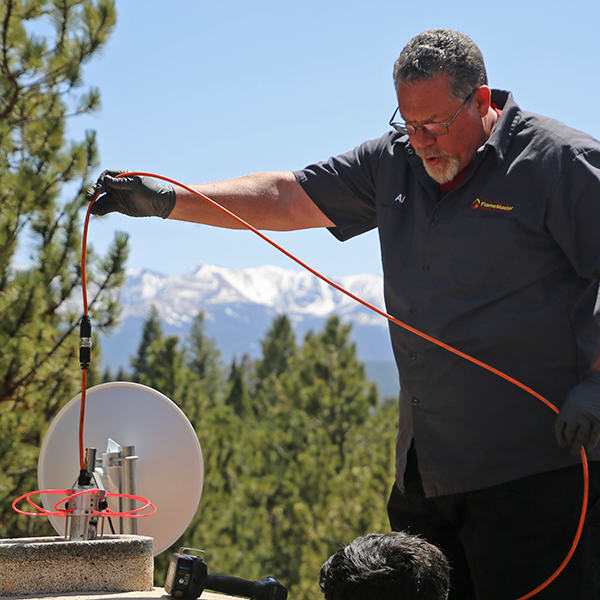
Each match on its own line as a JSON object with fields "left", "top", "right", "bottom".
{"left": 471, "top": 198, "right": 514, "bottom": 213}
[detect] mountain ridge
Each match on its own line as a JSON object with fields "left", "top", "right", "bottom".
{"left": 99, "top": 263, "right": 399, "bottom": 397}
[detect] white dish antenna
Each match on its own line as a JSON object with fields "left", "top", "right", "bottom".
{"left": 38, "top": 381, "right": 203, "bottom": 555}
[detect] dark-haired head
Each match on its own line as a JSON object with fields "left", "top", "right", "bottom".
{"left": 393, "top": 29, "right": 487, "bottom": 101}
{"left": 319, "top": 532, "right": 449, "bottom": 600}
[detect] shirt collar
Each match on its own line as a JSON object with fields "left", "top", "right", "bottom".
{"left": 479, "top": 90, "right": 520, "bottom": 164}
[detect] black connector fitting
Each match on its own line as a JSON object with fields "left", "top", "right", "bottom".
{"left": 78, "top": 468, "right": 92, "bottom": 487}
{"left": 79, "top": 315, "right": 92, "bottom": 370}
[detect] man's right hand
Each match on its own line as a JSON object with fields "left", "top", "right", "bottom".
{"left": 86, "top": 170, "right": 176, "bottom": 219}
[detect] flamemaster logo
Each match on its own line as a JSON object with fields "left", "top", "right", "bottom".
{"left": 471, "top": 198, "right": 514, "bottom": 213}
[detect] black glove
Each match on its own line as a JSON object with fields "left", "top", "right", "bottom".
{"left": 85, "top": 170, "right": 176, "bottom": 218}
{"left": 554, "top": 370, "right": 600, "bottom": 455}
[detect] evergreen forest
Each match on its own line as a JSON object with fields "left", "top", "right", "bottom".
{"left": 0, "top": 3, "right": 398, "bottom": 599}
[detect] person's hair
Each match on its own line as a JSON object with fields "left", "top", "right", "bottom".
{"left": 393, "top": 29, "right": 487, "bottom": 100}
{"left": 319, "top": 532, "right": 450, "bottom": 600}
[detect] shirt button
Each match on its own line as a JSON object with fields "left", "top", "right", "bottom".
{"left": 431, "top": 219, "right": 439, "bottom": 226}
{"left": 412, "top": 397, "right": 420, "bottom": 406}
{"left": 410, "top": 308, "right": 418, "bottom": 315}
{"left": 410, "top": 352, "right": 418, "bottom": 360}
{"left": 422, "top": 264, "right": 430, "bottom": 272}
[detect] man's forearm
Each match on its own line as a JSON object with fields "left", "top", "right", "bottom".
{"left": 168, "top": 171, "right": 333, "bottom": 231}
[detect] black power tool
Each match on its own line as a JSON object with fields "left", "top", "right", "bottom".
{"left": 165, "top": 547, "right": 288, "bottom": 600}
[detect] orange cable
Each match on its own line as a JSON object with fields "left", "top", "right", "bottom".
{"left": 86, "top": 172, "right": 590, "bottom": 598}
{"left": 78, "top": 370, "right": 87, "bottom": 471}
{"left": 81, "top": 201, "right": 93, "bottom": 315}
{"left": 77, "top": 201, "right": 95, "bottom": 471}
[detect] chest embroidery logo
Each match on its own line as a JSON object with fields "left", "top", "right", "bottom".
{"left": 394, "top": 193, "right": 406, "bottom": 204}
{"left": 471, "top": 198, "right": 514, "bottom": 213}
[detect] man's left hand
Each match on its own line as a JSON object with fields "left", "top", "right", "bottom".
{"left": 554, "top": 370, "right": 600, "bottom": 455}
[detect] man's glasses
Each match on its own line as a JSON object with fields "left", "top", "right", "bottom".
{"left": 389, "top": 90, "right": 475, "bottom": 137}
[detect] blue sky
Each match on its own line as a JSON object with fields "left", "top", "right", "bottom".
{"left": 66, "top": 0, "right": 600, "bottom": 278}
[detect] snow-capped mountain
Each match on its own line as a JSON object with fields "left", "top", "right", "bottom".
{"left": 99, "top": 263, "right": 399, "bottom": 397}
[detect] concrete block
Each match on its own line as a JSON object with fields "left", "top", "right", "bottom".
{"left": 0, "top": 535, "right": 153, "bottom": 597}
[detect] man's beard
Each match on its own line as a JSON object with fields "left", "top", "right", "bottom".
{"left": 416, "top": 149, "right": 462, "bottom": 184}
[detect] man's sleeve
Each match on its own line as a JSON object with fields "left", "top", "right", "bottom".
{"left": 294, "top": 136, "right": 388, "bottom": 241}
{"left": 547, "top": 146, "right": 600, "bottom": 281}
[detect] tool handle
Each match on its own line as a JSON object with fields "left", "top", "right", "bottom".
{"left": 205, "top": 574, "right": 287, "bottom": 600}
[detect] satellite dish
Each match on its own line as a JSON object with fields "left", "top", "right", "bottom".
{"left": 38, "top": 381, "right": 203, "bottom": 555}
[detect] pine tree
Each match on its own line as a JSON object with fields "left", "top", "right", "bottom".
{"left": 255, "top": 314, "right": 297, "bottom": 382}
{"left": 139, "top": 335, "right": 186, "bottom": 399}
{"left": 186, "top": 311, "right": 224, "bottom": 403}
{"left": 224, "top": 357, "right": 252, "bottom": 416}
{"left": 130, "top": 305, "right": 162, "bottom": 381}
{"left": 0, "top": 0, "right": 122, "bottom": 538}
{"left": 126, "top": 307, "right": 228, "bottom": 432}
{"left": 299, "top": 315, "right": 378, "bottom": 469}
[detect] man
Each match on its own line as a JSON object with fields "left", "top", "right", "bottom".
{"left": 319, "top": 531, "right": 449, "bottom": 600}
{"left": 87, "top": 29, "right": 600, "bottom": 599}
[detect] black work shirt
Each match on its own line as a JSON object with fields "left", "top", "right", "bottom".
{"left": 294, "top": 91, "right": 600, "bottom": 497}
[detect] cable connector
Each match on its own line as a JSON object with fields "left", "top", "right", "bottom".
{"left": 77, "top": 468, "right": 92, "bottom": 487}
{"left": 79, "top": 315, "right": 92, "bottom": 370}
